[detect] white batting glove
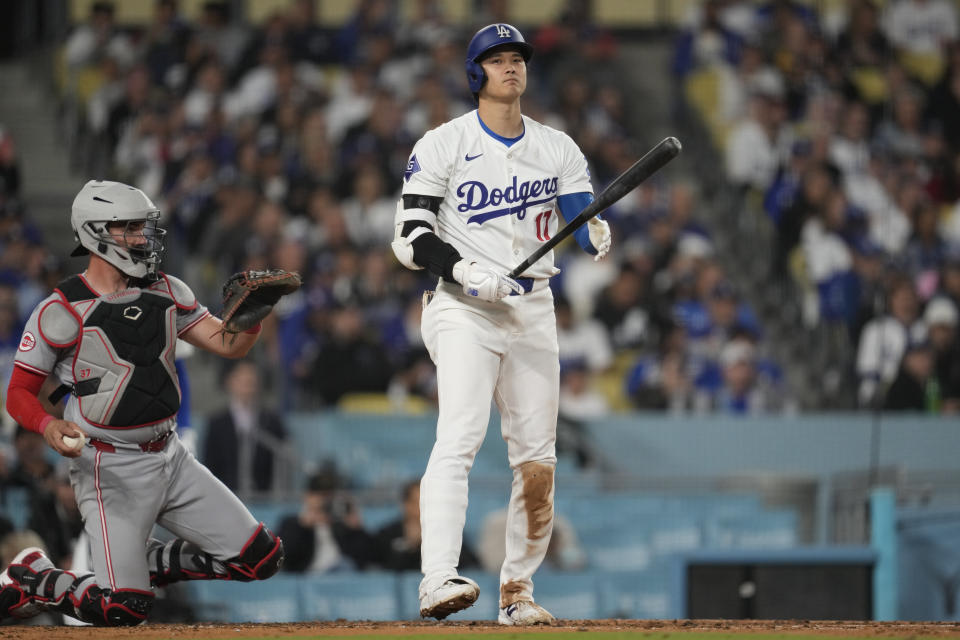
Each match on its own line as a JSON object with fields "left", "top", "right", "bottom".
{"left": 452, "top": 259, "right": 524, "bottom": 302}
{"left": 588, "top": 218, "right": 611, "bottom": 261}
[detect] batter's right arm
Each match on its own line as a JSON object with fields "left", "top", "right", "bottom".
{"left": 391, "top": 194, "right": 462, "bottom": 283}
{"left": 391, "top": 195, "right": 522, "bottom": 302}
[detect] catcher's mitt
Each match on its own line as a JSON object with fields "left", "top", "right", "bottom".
{"left": 219, "top": 269, "right": 302, "bottom": 335}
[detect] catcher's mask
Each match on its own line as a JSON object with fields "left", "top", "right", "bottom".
{"left": 70, "top": 180, "right": 166, "bottom": 280}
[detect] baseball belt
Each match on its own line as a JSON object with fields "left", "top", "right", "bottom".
{"left": 422, "top": 277, "right": 548, "bottom": 308}
{"left": 88, "top": 431, "right": 172, "bottom": 454}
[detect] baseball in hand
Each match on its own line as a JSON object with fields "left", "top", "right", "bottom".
{"left": 62, "top": 434, "right": 85, "bottom": 450}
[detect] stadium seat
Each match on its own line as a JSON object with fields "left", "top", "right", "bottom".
{"left": 703, "top": 510, "right": 799, "bottom": 549}
{"left": 187, "top": 575, "right": 302, "bottom": 623}
{"left": 300, "top": 572, "right": 400, "bottom": 621}
{"left": 337, "top": 392, "right": 431, "bottom": 414}
{"left": 596, "top": 567, "right": 675, "bottom": 619}
{"left": 530, "top": 570, "right": 600, "bottom": 620}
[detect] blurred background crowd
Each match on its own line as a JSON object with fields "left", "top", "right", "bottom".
{"left": 0, "top": 0, "right": 959, "bottom": 590}
{"left": 0, "top": 0, "right": 955, "bottom": 435}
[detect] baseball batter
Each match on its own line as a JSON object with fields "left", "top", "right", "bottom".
{"left": 391, "top": 24, "right": 611, "bottom": 625}
{"left": 0, "top": 180, "right": 285, "bottom": 626}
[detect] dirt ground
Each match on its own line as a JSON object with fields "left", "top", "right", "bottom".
{"left": 3, "top": 619, "right": 960, "bottom": 639}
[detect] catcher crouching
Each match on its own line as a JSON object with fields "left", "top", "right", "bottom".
{"left": 1, "top": 180, "right": 300, "bottom": 626}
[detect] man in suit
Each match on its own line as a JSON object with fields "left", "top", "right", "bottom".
{"left": 203, "top": 360, "right": 287, "bottom": 494}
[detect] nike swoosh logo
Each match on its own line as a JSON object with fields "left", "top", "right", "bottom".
{"left": 465, "top": 153, "right": 483, "bottom": 161}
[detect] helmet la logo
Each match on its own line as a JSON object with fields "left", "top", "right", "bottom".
{"left": 496, "top": 24, "right": 511, "bottom": 38}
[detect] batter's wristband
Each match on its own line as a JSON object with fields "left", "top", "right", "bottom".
{"left": 244, "top": 322, "right": 263, "bottom": 335}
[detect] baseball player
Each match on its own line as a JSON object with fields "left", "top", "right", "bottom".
{"left": 391, "top": 24, "right": 611, "bottom": 625}
{"left": 0, "top": 180, "right": 285, "bottom": 626}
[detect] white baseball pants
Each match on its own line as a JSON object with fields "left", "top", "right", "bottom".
{"left": 419, "top": 281, "right": 558, "bottom": 606}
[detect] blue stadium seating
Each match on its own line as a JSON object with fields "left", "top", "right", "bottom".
{"left": 187, "top": 575, "right": 303, "bottom": 623}
{"left": 530, "top": 570, "right": 599, "bottom": 620}
{"left": 178, "top": 413, "right": 817, "bottom": 622}
{"left": 596, "top": 567, "right": 676, "bottom": 619}
{"left": 301, "top": 572, "right": 400, "bottom": 621}
{"left": 703, "top": 510, "right": 799, "bottom": 549}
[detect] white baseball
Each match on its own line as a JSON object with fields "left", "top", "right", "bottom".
{"left": 62, "top": 434, "right": 85, "bottom": 450}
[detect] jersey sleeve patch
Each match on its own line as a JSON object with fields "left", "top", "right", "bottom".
{"left": 19, "top": 331, "right": 37, "bottom": 352}
{"left": 404, "top": 154, "right": 422, "bottom": 182}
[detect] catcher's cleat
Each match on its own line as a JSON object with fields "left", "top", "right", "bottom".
{"left": 497, "top": 600, "right": 555, "bottom": 626}
{"left": 0, "top": 547, "right": 54, "bottom": 619}
{"left": 419, "top": 576, "right": 480, "bottom": 620}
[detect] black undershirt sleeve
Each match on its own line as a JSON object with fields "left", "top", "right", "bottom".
{"left": 400, "top": 195, "right": 460, "bottom": 283}
{"left": 402, "top": 221, "right": 461, "bottom": 282}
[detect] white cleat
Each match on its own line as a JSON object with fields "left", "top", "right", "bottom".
{"left": 0, "top": 547, "right": 54, "bottom": 618}
{"left": 498, "top": 600, "right": 555, "bottom": 625}
{"left": 419, "top": 576, "right": 480, "bottom": 620}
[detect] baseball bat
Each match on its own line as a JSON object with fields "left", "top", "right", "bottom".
{"left": 508, "top": 136, "right": 682, "bottom": 280}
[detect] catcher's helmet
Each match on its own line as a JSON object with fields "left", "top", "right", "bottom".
{"left": 70, "top": 180, "right": 166, "bottom": 279}
{"left": 465, "top": 23, "right": 533, "bottom": 95}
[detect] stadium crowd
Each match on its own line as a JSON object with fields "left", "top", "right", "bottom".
{"left": 676, "top": 0, "right": 960, "bottom": 411}
{"left": 0, "top": 0, "right": 957, "bottom": 604}
{"left": 1, "top": 0, "right": 798, "bottom": 425}
{"left": 2, "top": 0, "right": 960, "bottom": 457}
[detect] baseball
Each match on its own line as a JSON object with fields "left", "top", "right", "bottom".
{"left": 62, "top": 434, "right": 85, "bottom": 450}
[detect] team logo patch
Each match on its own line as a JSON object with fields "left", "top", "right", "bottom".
{"left": 496, "top": 24, "right": 511, "bottom": 38}
{"left": 404, "top": 154, "right": 421, "bottom": 182}
{"left": 19, "top": 332, "right": 36, "bottom": 352}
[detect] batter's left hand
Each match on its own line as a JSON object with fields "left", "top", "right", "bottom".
{"left": 588, "top": 218, "right": 611, "bottom": 261}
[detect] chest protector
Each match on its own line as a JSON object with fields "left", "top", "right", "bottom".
{"left": 57, "top": 275, "right": 180, "bottom": 428}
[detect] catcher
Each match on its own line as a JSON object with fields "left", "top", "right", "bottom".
{"left": 1, "top": 180, "right": 300, "bottom": 626}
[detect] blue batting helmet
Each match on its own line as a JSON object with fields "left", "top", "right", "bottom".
{"left": 465, "top": 23, "right": 534, "bottom": 94}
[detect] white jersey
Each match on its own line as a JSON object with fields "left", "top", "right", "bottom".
{"left": 400, "top": 110, "right": 593, "bottom": 279}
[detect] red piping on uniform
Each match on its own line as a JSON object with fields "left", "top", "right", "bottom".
{"left": 70, "top": 583, "right": 95, "bottom": 608}
{"left": 72, "top": 274, "right": 101, "bottom": 298}
{"left": 252, "top": 538, "right": 283, "bottom": 575}
{"left": 156, "top": 273, "right": 198, "bottom": 311}
{"left": 12, "top": 361, "right": 47, "bottom": 376}
{"left": 74, "top": 327, "right": 132, "bottom": 424}
{"left": 163, "top": 308, "right": 180, "bottom": 400}
{"left": 31, "top": 570, "right": 77, "bottom": 606}
{"left": 95, "top": 450, "right": 117, "bottom": 589}
{"left": 36, "top": 299, "right": 81, "bottom": 348}
{"left": 237, "top": 523, "right": 265, "bottom": 557}
{"left": 177, "top": 310, "right": 211, "bottom": 336}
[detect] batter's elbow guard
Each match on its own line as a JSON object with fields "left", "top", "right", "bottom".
{"left": 225, "top": 524, "right": 284, "bottom": 581}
